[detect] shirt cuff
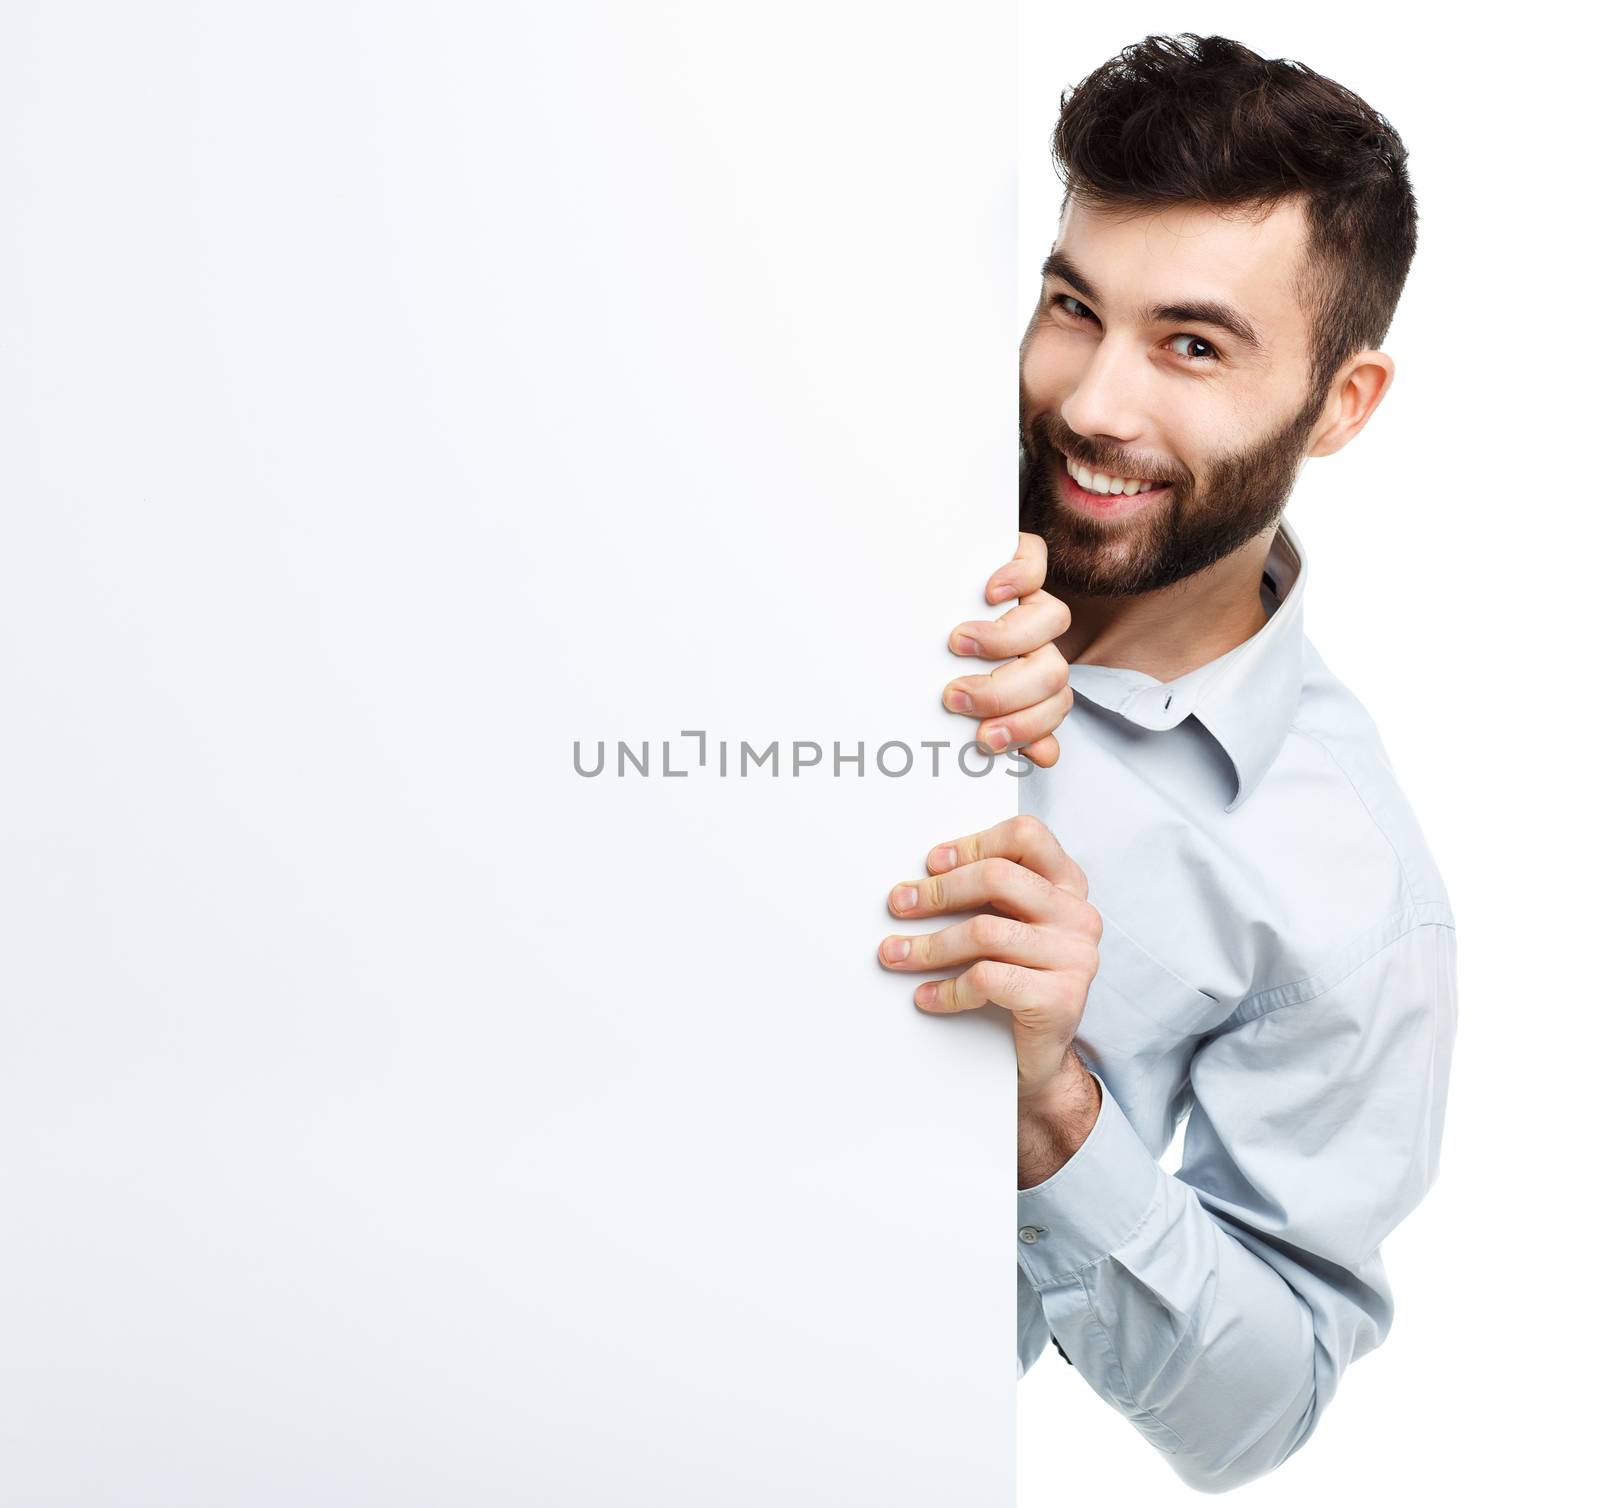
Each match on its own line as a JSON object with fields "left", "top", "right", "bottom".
{"left": 1016, "top": 1069, "right": 1163, "bottom": 1284}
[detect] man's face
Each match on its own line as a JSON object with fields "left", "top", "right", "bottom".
{"left": 1020, "top": 195, "right": 1327, "bottom": 598}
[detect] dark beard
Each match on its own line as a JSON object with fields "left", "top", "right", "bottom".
{"left": 1017, "top": 387, "right": 1324, "bottom": 598}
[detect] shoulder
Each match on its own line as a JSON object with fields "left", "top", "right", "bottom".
{"left": 1190, "top": 641, "right": 1457, "bottom": 1021}
{"left": 1206, "top": 638, "right": 1455, "bottom": 1010}
{"left": 1281, "top": 639, "right": 1454, "bottom": 922}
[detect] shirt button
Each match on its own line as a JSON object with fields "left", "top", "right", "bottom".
{"left": 1018, "top": 1225, "right": 1048, "bottom": 1244}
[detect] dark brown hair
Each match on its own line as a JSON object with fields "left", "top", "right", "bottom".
{"left": 1052, "top": 33, "right": 1418, "bottom": 404}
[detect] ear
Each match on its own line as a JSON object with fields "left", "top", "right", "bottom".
{"left": 1305, "top": 351, "right": 1395, "bottom": 458}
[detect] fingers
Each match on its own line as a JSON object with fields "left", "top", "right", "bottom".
{"left": 878, "top": 911, "right": 1066, "bottom": 974}
{"left": 944, "top": 643, "right": 1068, "bottom": 719}
{"left": 985, "top": 532, "right": 1049, "bottom": 605}
{"left": 927, "top": 813, "right": 1087, "bottom": 896}
{"left": 1018, "top": 733, "right": 1061, "bottom": 769}
{"left": 911, "top": 958, "right": 1070, "bottom": 1016}
{"left": 944, "top": 642, "right": 1072, "bottom": 753}
{"left": 887, "top": 855, "right": 1059, "bottom": 923}
{"left": 949, "top": 593, "right": 1071, "bottom": 661}
{"left": 976, "top": 686, "right": 1075, "bottom": 755}
{"left": 950, "top": 541, "right": 1074, "bottom": 758}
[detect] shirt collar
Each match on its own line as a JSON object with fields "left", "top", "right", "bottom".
{"left": 1065, "top": 515, "right": 1307, "bottom": 814}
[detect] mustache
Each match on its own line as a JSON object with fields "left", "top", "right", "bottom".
{"left": 1026, "top": 414, "right": 1188, "bottom": 489}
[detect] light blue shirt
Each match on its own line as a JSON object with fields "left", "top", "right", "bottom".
{"left": 1015, "top": 515, "right": 1457, "bottom": 1493}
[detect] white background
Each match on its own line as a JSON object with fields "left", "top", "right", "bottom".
{"left": 0, "top": 4, "right": 1021, "bottom": 1504}
{"left": 1018, "top": 4, "right": 1597, "bottom": 1502}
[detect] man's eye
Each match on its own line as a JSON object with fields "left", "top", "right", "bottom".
{"left": 1169, "top": 334, "right": 1220, "bottom": 363}
{"left": 1051, "top": 294, "right": 1097, "bottom": 323}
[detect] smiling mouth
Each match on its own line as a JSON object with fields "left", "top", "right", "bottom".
{"left": 1059, "top": 454, "right": 1174, "bottom": 497}
{"left": 1052, "top": 455, "right": 1174, "bottom": 520}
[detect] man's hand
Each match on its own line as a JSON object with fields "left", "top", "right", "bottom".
{"left": 877, "top": 814, "right": 1102, "bottom": 1108}
{"left": 944, "top": 533, "right": 1073, "bottom": 768}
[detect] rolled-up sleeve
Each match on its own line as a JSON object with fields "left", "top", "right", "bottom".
{"left": 1016, "top": 919, "right": 1457, "bottom": 1493}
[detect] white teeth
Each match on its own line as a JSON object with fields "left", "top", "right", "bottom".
{"left": 1069, "top": 460, "right": 1161, "bottom": 496}
{"left": 1068, "top": 464, "right": 1158, "bottom": 499}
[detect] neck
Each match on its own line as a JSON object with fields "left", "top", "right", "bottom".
{"left": 1058, "top": 528, "right": 1278, "bottom": 682}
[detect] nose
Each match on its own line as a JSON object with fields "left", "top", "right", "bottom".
{"left": 1059, "top": 337, "right": 1144, "bottom": 447}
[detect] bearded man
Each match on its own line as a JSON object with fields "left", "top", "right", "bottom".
{"left": 878, "top": 34, "right": 1456, "bottom": 1493}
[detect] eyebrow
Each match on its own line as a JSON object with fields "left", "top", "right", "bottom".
{"left": 1040, "top": 251, "right": 1266, "bottom": 355}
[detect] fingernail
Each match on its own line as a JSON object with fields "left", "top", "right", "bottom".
{"left": 984, "top": 726, "right": 1011, "bottom": 753}
{"left": 945, "top": 689, "right": 973, "bottom": 713}
{"left": 954, "top": 635, "right": 980, "bottom": 655}
{"left": 991, "top": 578, "right": 1016, "bottom": 602}
{"left": 883, "top": 937, "right": 910, "bottom": 963}
{"left": 915, "top": 983, "right": 937, "bottom": 1006}
{"left": 930, "top": 846, "right": 957, "bottom": 870}
{"left": 890, "top": 885, "right": 919, "bottom": 912}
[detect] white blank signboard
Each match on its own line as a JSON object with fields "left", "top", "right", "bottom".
{"left": 0, "top": 4, "right": 1018, "bottom": 1504}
